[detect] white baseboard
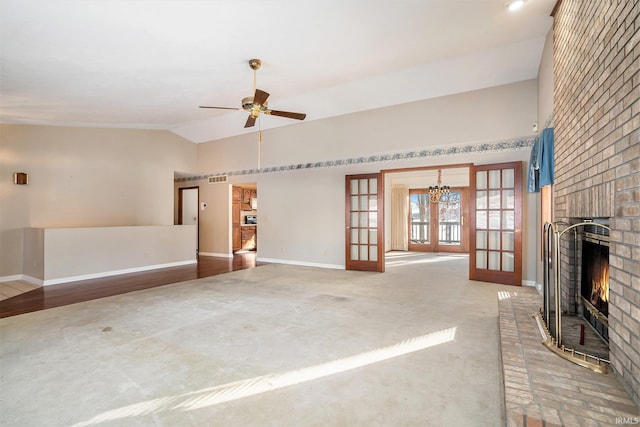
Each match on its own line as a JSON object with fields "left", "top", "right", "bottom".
{"left": 522, "top": 280, "right": 543, "bottom": 294}
{"left": 0, "top": 274, "right": 23, "bottom": 282}
{"left": 257, "top": 257, "right": 344, "bottom": 270}
{"left": 0, "top": 274, "right": 44, "bottom": 286}
{"left": 22, "top": 275, "right": 44, "bottom": 286}
{"left": 198, "top": 252, "right": 233, "bottom": 258}
{"left": 42, "top": 260, "right": 197, "bottom": 286}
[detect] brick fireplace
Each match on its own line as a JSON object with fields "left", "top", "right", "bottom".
{"left": 552, "top": 0, "right": 639, "bottom": 405}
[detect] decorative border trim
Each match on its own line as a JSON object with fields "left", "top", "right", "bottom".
{"left": 176, "top": 136, "right": 535, "bottom": 183}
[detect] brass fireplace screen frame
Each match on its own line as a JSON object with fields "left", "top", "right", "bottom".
{"left": 538, "top": 221, "right": 611, "bottom": 374}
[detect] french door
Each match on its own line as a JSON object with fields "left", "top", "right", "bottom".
{"left": 345, "top": 173, "right": 384, "bottom": 272}
{"left": 469, "top": 162, "right": 522, "bottom": 286}
{"left": 408, "top": 188, "right": 467, "bottom": 253}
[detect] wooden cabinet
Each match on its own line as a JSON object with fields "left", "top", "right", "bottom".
{"left": 232, "top": 201, "right": 241, "bottom": 250}
{"left": 232, "top": 186, "right": 243, "bottom": 202}
{"left": 241, "top": 226, "right": 257, "bottom": 250}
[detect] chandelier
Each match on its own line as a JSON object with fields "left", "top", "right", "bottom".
{"left": 429, "top": 169, "right": 450, "bottom": 203}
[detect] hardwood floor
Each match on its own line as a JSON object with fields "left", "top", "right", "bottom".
{"left": 0, "top": 253, "right": 260, "bottom": 319}
{"left": 0, "top": 280, "right": 39, "bottom": 301}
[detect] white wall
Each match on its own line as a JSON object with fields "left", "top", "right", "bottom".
{"left": 192, "top": 80, "right": 539, "bottom": 281}
{"left": 0, "top": 125, "right": 197, "bottom": 278}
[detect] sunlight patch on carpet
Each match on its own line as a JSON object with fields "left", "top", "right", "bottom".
{"left": 72, "top": 327, "right": 457, "bottom": 426}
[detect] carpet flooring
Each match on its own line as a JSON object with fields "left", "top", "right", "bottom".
{"left": 0, "top": 252, "right": 535, "bottom": 426}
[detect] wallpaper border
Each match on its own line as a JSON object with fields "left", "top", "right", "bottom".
{"left": 175, "top": 136, "right": 535, "bottom": 183}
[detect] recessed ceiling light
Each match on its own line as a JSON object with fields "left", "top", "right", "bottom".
{"left": 507, "top": 0, "right": 525, "bottom": 11}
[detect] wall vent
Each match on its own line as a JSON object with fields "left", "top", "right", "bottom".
{"left": 208, "top": 175, "right": 228, "bottom": 184}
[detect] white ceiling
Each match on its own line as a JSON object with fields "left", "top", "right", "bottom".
{"left": 0, "top": 0, "right": 554, "bottom": 143}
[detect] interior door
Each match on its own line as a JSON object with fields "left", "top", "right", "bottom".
{"left": 345, "top": 173, "right": 384, "bottom": 272}
{"left": 469, "top": 162, "right": 522, "bottom": 286}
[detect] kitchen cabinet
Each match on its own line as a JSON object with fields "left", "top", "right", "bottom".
{"left": 232, "top": 186, "right": 243, "bottom": 202}
{"left": 232, "top": 201, "right": 241, "bottom": 250}
{"left": 241, "top": 226, "right": 257, "bottom": 250}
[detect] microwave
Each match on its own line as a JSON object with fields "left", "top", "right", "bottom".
{"left": 245, "top": 215, "right": 257, "bottom": 224}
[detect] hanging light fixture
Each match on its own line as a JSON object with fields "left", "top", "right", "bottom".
{"left": 429, "top": 169, "right": 450, "bottom": 203}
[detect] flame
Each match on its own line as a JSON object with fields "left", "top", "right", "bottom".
{"left": 590, "top": 261, "right": 609, "bottom": 304}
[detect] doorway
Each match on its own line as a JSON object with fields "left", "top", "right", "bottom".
{"left": 231, "top": 183, "right": 258, "bottom": 253}
{"left": 178, "top": 187, "right": 199, "bottom": 253}
{"left": 384, "top": 165, "right": 471, "bottom": 255}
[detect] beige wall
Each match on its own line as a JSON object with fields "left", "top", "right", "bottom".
{"left": 197, "top": 80, "right": 538, "bottom": 173}
{"left": 537, "top": 29, "right": 554, "bottom": 128}
{"left": 188, "top": 80, "right": 540, "bottom": 280}
{"left": 3, "top": 79, "right": 539, "bottom": 282}
{"left": 0, "top": 125, "right": 197, "bottom": 277}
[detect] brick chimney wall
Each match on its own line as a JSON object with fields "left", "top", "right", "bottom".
{"left": 553, "top": 0, "right": 639, "bottom": 404}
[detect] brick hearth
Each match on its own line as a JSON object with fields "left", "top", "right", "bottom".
{"left": 499, "top": 292, "right": 639, "bottom": 426}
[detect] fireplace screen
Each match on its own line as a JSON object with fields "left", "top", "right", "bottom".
{"left": 540, "top": 220, "right": 610, "bottom": 373}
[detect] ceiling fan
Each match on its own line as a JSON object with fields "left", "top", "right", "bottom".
{"left": 199, "top": 59, "right": 306, "bottom": 128}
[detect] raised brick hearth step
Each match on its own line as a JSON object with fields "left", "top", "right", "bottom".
{"left": 498, "top": 292, "right": 639, "bottom": 426}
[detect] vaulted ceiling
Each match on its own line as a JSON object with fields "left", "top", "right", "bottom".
{"left": 0, "top": 0, "right": 554, "bottom": 143}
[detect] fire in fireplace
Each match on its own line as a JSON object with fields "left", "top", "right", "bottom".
{"left": 589, "top": 260, "right": 608, "bottom": 309}
{"left": 580, "top": 223, "right": 610, "bottom": 342}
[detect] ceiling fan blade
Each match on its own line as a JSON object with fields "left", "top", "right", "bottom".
{"left": 244, "top": 115, "right": 257, "bottom": 128}
{"left": 266, "top": 110, "right": 306, "bottom": 121}
{"left": 253, "top": 89, "right": 270, "bottom": 106}
{"left": 199, "top": 106, "right": 241, "bottom": 110}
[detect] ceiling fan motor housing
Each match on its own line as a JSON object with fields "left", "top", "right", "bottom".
{"left": 242, "top": 96, "right": 268, "bottom": 116}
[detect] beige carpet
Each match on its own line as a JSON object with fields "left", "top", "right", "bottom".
{"left": 0, "top": 252, "right": 535, "bottom": 426}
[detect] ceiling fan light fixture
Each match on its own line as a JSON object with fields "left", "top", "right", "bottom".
{"left": 507, "top": 0, "right": 525, "bottom": 12}
{"left": 199, "top": 58, "right": 306, "bottom": 128}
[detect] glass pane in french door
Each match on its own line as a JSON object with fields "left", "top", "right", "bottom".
{"left": 470, "top": 162, "right": 522, "bottom": 286}
{"left": 439, "top": 192, "right": 461, "bottom": 246}
{"left": 410, "top": 193, "right": 430, "bottom": 244}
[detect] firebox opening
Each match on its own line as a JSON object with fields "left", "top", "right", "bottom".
{"left": 580, "top": 219, "right": 610, "bottom": 343}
